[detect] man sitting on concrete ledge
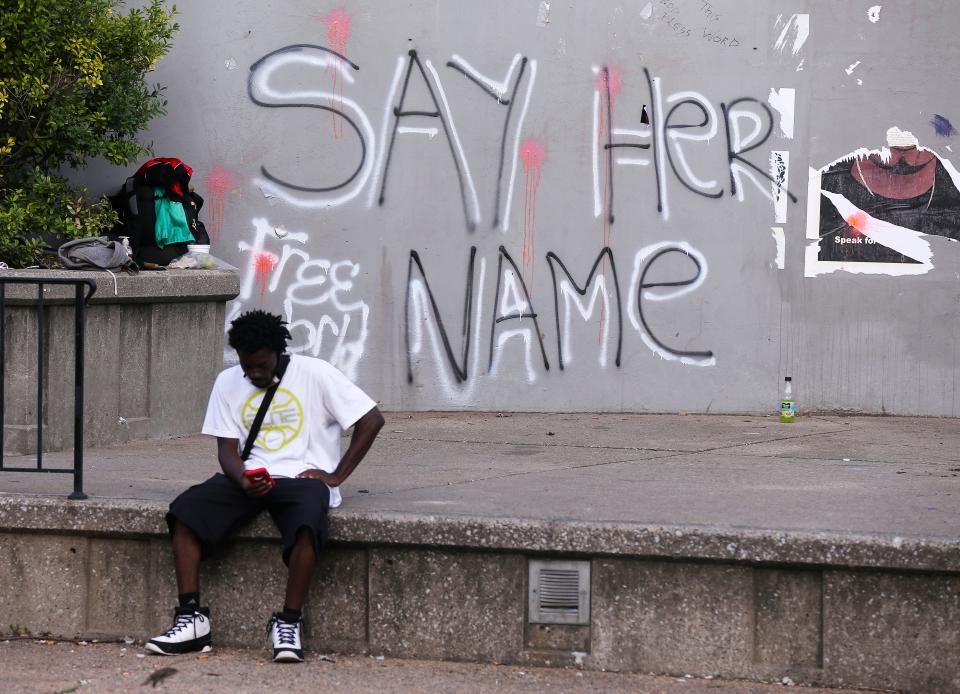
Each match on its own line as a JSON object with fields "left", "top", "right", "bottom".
{"left": 146, "top": 310, "right": 384, "bottom": 662}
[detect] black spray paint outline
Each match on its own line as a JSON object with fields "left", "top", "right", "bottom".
{"left": 379, "top": 50, "right": 476, "bottom": 231}
{"left": 404, "top": 246, "right": 477, "bottom": 384}
{"left": 546, "top": 247, "right": 623, "bottom": 370}
{"left": 447, "top": 56, "right": 529, "bottom": 228}
{"left": 636, "top": 247, "right": 713, "bottom": 361}
{"left": 488, "top": 246, "right": 550, "bottom": 373}
{"left": 601, "top": 70, "right": 797, "bottom": 217}
{"left": 247, "top": 44, "right": 366, "bottom": 193}
{"left": 600, "top": 66, "right": 651, "bottom": 225}
{"left": 644, "top": 68, "right": 665, "bottom": 215}
{"left": 721, "top": 97, "right": 798, "bottom": 204}
{"left": 664, "top": 98, "right": 724, "bottom": 199}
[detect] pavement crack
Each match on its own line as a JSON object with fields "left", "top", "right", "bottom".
{"left": 352, "top": 451, "right": 689, "bottom": 496}
{"left": 688, "top": 427, "right": 855, "bottom": 454}
{"left": 377, "top": 435, "right": 693, "bottom": 454}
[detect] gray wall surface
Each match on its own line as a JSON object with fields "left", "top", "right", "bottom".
{"left": 78, "top": 0, "right": 960, "bottom": 415}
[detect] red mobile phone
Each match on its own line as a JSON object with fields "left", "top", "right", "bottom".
{"left": 244, "top": 467, "right": 272, "bottom": 484}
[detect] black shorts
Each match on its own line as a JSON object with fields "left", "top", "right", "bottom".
{"left": 166, "top": 473, "right": 330, "bottom": 565}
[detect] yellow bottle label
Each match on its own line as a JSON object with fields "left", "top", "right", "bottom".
{"left": 780, "top": 399, "right": 795, "bottom": 422}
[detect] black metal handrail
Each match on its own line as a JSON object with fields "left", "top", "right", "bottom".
{"left": 0, "top": 277, "right": 97, "bottom": 499}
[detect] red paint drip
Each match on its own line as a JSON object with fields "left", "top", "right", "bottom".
{"left": 596, "top": 66, "right": 623, "bottom": 247}
{"left": 204, "top": 165, "right": 232, "bottom": 244}
{"left": 596, "top": 67, "right": 623, "bottom": 339}
{"left": 253, "top": 252, "right": 279, "bottom": 304}
{"left": 324, "top": 7, "right": 351, "bottom": 140}
{"left": 520, "top": 138, "right": 545, "bottom": 285}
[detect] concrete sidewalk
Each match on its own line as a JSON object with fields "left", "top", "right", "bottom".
{"left": 2, "top": 412, "right": 959, "bottom": 567}
{"left": 0, "top": 640, "right": 879, "bottom": 694}
{"left": 3, "top": 412, "right": 959, "bottom": 691}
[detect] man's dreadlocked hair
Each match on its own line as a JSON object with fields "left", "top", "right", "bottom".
{"left": 227, "top": 310, "right": 291, "bottom": 355}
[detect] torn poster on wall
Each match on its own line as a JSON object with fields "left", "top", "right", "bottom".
{"left": 805, "top": 127, "right": 960, "bottom": 276}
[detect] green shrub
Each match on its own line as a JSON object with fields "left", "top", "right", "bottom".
{"left": 0, "top": 0, "right": 178, "bottom": 267}
{"left": 0, "top": 170, "right": 119, "bottom": 267}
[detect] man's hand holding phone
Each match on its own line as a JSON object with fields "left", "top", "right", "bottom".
{"left": 243, "top": 467, "right": 275, "bottom": 497}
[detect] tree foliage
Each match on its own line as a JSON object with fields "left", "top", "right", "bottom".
{"left": 0, "top": 0, "right": 178, "bottom": 267}
{"left": 0, "top": 170, "right": 119, "bottom": 267}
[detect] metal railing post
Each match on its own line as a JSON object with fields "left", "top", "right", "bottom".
{"left": 69, "top": 282, "right": 88, "bottom": 500}
{"left": 36, "top": 282, "right": 44, "bottom": 469}
{"left": 0, "top": 277, "right": 96, "bottom": 498}
{"left": 0, "top": 282, "right": 4, "bottom": 464}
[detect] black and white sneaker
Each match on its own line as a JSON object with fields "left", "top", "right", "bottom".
{"left": 269, "top": 611, "right": 303, "bottom": 662}
{"left": 145, "top": 606, "right": 213, "bottom": 655}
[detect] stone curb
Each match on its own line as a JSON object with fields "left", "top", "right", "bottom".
{"left": 0, "top": 268, "right": 240, "bottom": 304}
{"left": 2, "top": 495, "right": 957, "bottom": 573}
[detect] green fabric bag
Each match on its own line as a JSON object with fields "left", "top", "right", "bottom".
{"left": 153, "top": 188, "right": 194, "bottom": 248}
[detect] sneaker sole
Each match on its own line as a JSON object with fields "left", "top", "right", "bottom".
{"left": 145, "top": 641, "right": 213, "bottom": 656}
{"left": 273, "top": 649, "right": 303, "bottom": 663}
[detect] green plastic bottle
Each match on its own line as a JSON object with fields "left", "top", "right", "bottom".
{"left": 779, "top": 377, "right": 795, "bottom": 423}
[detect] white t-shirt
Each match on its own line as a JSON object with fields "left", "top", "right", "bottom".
{"left": 202, "top": 354, "right": 376, "bottom": 508}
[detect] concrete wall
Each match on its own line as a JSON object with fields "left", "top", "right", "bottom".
{"left": 1, "top": 270, "right": 238, "bottom": 454}
{"left": 2, "top": 525, "right": 959, "bottom": 691}
{"left": 78, "top": 1, "right": 960, "bottom": 415}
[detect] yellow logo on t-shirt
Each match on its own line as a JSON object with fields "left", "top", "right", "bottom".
{"left": 241, "top": 388, "right": 304, "bottom": 452}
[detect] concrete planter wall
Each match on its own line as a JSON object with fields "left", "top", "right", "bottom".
{"left": 1, "top": 269, "right": 239, "bottom": 455}
{"left": 2, "top": 498, "right": 958, "bottom": 692}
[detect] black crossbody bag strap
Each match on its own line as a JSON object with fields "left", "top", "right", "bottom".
{"left": 240, "top": 354, "right": 290, "bottom": 461}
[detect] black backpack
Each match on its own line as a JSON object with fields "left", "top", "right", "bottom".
{"left": 109, "top": 158, "right": 210, "bottom": 266}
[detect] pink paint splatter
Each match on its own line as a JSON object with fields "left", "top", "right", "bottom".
{"left": 846, "top": 212, "right": 867, "bottom": 236}
{"left": 520, "top": 138, "right": 546, "bottom": 283}
{"left": 253, "top": 252, "right": 279, "bottom": 304}
{"left": 595, "top": 66, "right": 623, "bottom": 109}
{"left": 520, "top": 138, "right": 546, "bottom": 170}
{"left": 324, "top": 7, "right": 351, "bottom": 48}
{"left": 203, "top": 165, "right": 232, "bottom": 244}
{"left": 324, "top": 7, "right": 352, "bottom": 139}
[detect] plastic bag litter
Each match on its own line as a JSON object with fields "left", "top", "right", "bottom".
{"left": 167, "top": 250, "right": 231, "bottom": 270}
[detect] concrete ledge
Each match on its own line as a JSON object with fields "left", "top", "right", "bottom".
{"left": 0, "top": 268, "right": 240, "bottom": 305}
{"left": 2, "top": 496, "right": 958, "bottom": 574}
{"left": 333, "top": 513, "right": 960, "bottom": 574}
{"left": 2, "top": 495, "right": 959, "bottom": 692}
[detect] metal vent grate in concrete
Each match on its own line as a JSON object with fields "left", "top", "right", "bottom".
{"left": 528, "top": 559, "right": 590, "bottom": 625}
